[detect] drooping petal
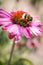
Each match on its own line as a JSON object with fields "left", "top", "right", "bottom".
{"left": 29, "top": 26, "right": 41, "bottom": 36}
{"left": 0, "top": 9, "right": 12, "bottom": 17}
{"left": 3, "top": 24, "right": 22, "bottom": 36}
{"left": 40, "top": 28, "right": 43, "bottom": 32}
{"left": 30, "top": 16, "right": 42, "bottom": 27}
{"left": 23, "top": 27, "right": 32, "bottom": 38}
{"left": 0, "top": 18, "right": 12, "bottom": 26}
{"left": 0, "top": 13, "right": 9, "bottom": 18}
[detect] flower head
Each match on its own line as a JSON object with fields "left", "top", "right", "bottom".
{"left": 26, "top": 37, "right": 40, "bottom": 48}
{"left": 0, "top": 9, "right": 43, "bottom": 40}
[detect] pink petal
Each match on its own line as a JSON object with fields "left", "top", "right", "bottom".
{"left": 30, "top": 17, "right": 42, "bottom": 27}
{"left": 38, "top": 27, "right": 43, "bottom": 32}
{"left": 23, "top": 28, "right": 32, "bottom": 38}
{"left": 0, "top": 18, "right": 12, "bottom": 26}
{"left": 29, "top": 26, "right": 41, "bottom": 36}
{"left": 3, "top": 24, "right": 21, "bottom": 36}
{"left": 6, "top": 24, "right": 22, "bottom": 39}
{"left": 0, "top": 9, "right": 12, "bottom": 17}
{"left": 0, "top": 13, "right": 9, "bottom": 18}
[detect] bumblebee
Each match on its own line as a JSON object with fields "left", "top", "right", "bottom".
{"left": 12, "top": 11, "right": 33, "bottom": 27}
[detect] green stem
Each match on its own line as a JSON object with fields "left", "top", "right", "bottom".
{"left": 8, "top": 38, "right": 15, "bottom": 65}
